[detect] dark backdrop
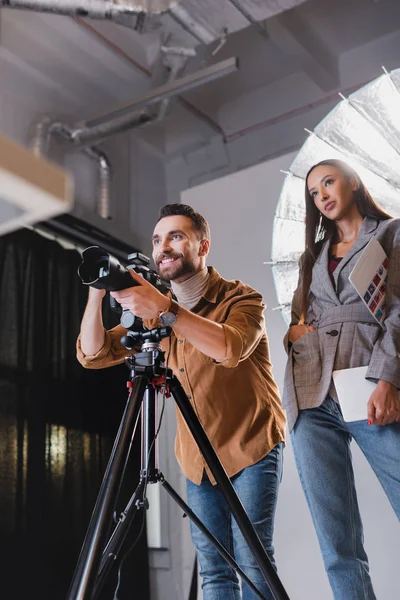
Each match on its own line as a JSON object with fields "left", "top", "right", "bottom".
{"left": 0, "top": 228, "right": 150, "bottom": 600}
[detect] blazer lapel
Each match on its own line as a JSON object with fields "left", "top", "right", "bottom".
{"left": 332, "top": 217, "right": 379, "bottom": 285}
{"left": 311, "top": 239, "right": 340, "bottom": 305}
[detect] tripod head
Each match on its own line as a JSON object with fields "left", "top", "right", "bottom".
{"left": 120, "top": 324, "right": 172, "bottom": 351}
{"left": 122, "top": 323, "right": 172, "bottom": 383}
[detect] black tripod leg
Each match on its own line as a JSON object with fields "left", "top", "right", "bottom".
{"left": 161, "top": 477, "right": 266, "bottom": 600}
{"left": 92, "top": 382, "right": 158, "bottom": 599}
{"left": 169, "top": 376, "right": 290, "bottom": 600}
{"left": 66, "top": 375, "right": 148, "bottom": 600}
{"left": 91, "top": 476, "right": 147, "bottom": 600}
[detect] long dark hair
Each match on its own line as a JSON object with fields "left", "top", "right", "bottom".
{"left": 300, "top": 159, "right": 391, "bottom": 320}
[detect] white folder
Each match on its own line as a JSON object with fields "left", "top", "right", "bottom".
{"left": 332, "top": 366, "right": 375, "bottom": 422}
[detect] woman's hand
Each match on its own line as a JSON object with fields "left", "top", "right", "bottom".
{"left": 289, "top": 324, "right": 316, "bottom": 344}
{"left": 367, "top": 380, "right": 400, "bottom": 425}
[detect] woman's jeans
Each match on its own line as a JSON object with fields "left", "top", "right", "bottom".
{"left": 186, "top": 442, "right": 283, "bottom": 600}
{"left": 291, "top": 395, "right": 400, "bottom": 600}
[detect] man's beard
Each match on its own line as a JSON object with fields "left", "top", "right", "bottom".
{"left": 156, "top": 254, "right": 196, "bottom": 282}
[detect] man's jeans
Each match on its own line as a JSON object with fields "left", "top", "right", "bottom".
{"left": 186, "top": 443, "right": 283, "bottom": 600}
{"left": 291, "top": 395, "right": 400, "bottom": 600}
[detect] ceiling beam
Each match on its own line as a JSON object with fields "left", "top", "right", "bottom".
{"left": 267, "top": 10, "right": 339, "bottom": 92}
{"left": 227, "top": 0, "right": 268, "bottom": 38}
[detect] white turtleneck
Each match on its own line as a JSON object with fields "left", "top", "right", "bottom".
{"left": 171, "top": 267, "right": 209, "bottom": 310}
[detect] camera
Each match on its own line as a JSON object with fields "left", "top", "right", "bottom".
{"left": 78, "top": 246, "right": 173, "bottom": 349}
{"left": 77, "top": 246, "right": 170, "bottom": 294}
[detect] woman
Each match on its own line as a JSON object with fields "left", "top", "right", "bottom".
{"left": 283, "top": 159, "right": 400, "bottom": 600}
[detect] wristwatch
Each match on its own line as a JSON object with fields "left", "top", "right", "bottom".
{"left": 158, "top": 299, "right": 179, "bottom": 327}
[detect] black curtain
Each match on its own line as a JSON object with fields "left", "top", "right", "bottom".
{"left": 0, "top": 229, "right": 150, "bottom": 600}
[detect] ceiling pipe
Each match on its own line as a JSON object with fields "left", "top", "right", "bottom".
{"left": 84, "top": 57, "right": 238, "bottom": 130}
{"left": 1, "top": 0, "right": 137, "bottom": 20}
{"left": 0, "top": 0, "right": 180, "bottom": 26}
{"left": 51, "top": 57, "right": 237, "bottom": 147}
{"left": 1, "top": 5, "right": 236, "bottom": 143}
{"left": 84, "top": 146, "right": 112, "bottom": 219}
{"left": 73, "top": 16, "right": 229, "bottom": 141}
{"left": 157, "top": 61, "right": 186, "bottom": 121}
{"left": 31, "top": 118, "right": 113, "bottom": 219}
{"left": 169, "top": 3, "right": 216, "bottom": 45}
{"left": 50, "top": 122, "right": 113, "bottom": 219}
{"left": 156, "top": 47, "right": 193, "bottom": 120}
{"left": 71, "top": 111, "right": 152, "bottom": 145}
{"left": 27, "top": 57, "right": 238, "bottom": 215}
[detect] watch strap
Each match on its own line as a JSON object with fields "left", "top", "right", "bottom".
{"left": 158, "top": 297, "right": 179, "bottom": 323}
{"left": 168, "top": 299, "right": 179, "bottom": 316}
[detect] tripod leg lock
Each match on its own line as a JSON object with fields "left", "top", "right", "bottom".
{"left": 151, "top": 375, "right": 171, "bottom": 397}
{"left": 135, "top": 497, "right": 149, "bottom": 510}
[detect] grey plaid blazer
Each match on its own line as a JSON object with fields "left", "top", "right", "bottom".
{"left": 282, "top": 216, "right": 400, "bottom": 431}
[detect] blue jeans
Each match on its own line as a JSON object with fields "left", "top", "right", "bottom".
{"left": 291, "top": 396, "right": 400, "bottom": 600}
{"left": 186, "top": 443, "right": 283, "bottom": 600}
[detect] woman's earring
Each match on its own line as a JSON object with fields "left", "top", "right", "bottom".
{"left": 315, "top": 212, "right": 324, "bottom": 242}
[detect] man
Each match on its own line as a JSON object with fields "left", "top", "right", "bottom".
{"left": 77, "top": 203, "right": 286, "bottom": 600}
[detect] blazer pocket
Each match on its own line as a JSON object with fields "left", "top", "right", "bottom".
{"left": 292, "top": 330, "right": 322, "bottom": 387}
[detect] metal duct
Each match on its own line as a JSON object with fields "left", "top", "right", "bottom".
{"left": 113, "top": 0, "right": 182, "bottom": 12}
{"left": 48, "top": 57, "right": 236, "bottom": 146}
{"left": 27, "top": 56, "right": 237, "bottom": 219}
{"left": 50, "top": 122, "right": 113, "bottom": 219}
{"left": 72, "top": 112, "right": 152, "bottom": 145}
{"left": 2, "top": 0, "right": 308, "bottom": 42}
{"left": 84, "top": 57, "right": 238, "bottom": 131}
{"left": 1, "top": 0, "right": 133, "bottom": 19}
{"left": 1, "top": 0, "right": 182, "bottom": 18}
{"left": 84, "top": 146, "right": 112, "bottom": 219}
{"left": 31, "top": 119, "right": 113, "bottom": 220}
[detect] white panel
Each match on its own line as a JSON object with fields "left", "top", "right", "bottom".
{"left": 0, "top": 133, "right": 73, "bottom": 236}
{"left": 146, "top": 483, "right": 162, "bottom": 548}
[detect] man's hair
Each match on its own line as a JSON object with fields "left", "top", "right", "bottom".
{"left": 158, "top": 204, "right": 211, "bottom": 240}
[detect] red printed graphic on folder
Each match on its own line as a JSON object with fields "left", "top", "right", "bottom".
{"left": 349, "top": 238, "right": 388, "bottom": 325}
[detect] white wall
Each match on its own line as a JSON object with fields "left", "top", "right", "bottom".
{"left": 181, "top": 152, "right": 400, "bottom": 600}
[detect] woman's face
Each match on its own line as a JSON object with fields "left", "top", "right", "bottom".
{"left": 307, "top": 164, "right": 358, "bottom": 221}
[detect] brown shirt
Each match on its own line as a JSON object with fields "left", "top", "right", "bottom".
{"left": 76, "top": 267, "right": 286, "bottom": 484}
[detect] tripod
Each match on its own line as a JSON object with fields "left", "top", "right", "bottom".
{"left": 66, "top": 325, "right": 290, "bottom": 600}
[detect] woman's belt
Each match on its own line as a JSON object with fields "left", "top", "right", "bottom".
{"left": 314, "top": 304, "right": 379, "bottom": 328}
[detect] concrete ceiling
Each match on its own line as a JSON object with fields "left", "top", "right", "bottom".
{"left": 1, "top": 0, "right": 400, "bottom": 158}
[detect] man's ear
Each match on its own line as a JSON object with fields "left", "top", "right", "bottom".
{"left": 199, "top": 239, "right": 210, "bottom": 257}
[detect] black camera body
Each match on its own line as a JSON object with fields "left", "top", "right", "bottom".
{"left": 78, "top": 246, "right": 171, "bottom": 348}
{"left": 77, "top": 246, "right": 170, "bottom": 294}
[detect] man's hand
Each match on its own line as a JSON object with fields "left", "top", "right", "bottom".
{"left": 367, "top": 380, "right": 400, "bottom": 426}
{"left": 88, "top": 286, "right": 106, "bottom": 302}
{"left": 288, "top": 324, "right": 316, "bottom": 344}
{"left": 110, "top": 270, "right": 170, "bottom": 320}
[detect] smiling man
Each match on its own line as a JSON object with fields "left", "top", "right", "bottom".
{"left": 77, "top": 204, "right": 286, "bottom": 600}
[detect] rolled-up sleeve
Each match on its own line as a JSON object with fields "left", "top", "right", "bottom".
{"left": 197, "top": 293, "right": 266, "bottom": 369}
{"left": 76, "top": 325, "right": 130, "bottom": 369}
